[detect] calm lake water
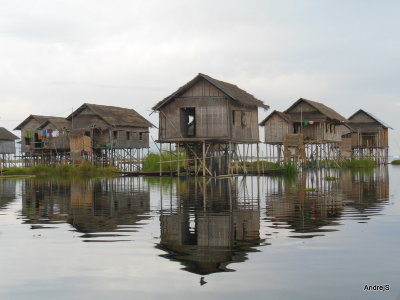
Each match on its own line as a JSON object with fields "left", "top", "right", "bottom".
{"left": 0, "top": 167, "right": 399, "bottom": 300}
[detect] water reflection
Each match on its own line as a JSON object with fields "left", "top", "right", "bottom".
{"left": 265, "top": 168, "right": 389, "bottom": 238}
{"left": 0, "top": 179, "right": 17, "bottom": 209}
{"left": 21, "top": 177, "right": 150, "bottom": 241}
{"left": 17, "top": 167, "right": 390, "bottom": 273}
{"left": 156, "top": 177, "right": 262, "bottom": 275}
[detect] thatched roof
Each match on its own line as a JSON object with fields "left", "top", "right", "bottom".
{"left": 67, "top": 103, "right": 154, "bottom": 128}
{"left": 0, "top": 127, "right": 19, "bottom": 140}
{"left": 152, "top": 73, "right": 269, "bottom": 110}
{"left": 37, "top": 118, "right": 71, "bottom": 130}
{"left": 285, "top": 98, "right": 348, "bottom": 123}
{"left": 259, "top": 110, "right": 290, "bottom": 126}
{"left": 348, "top": 109, "right": 392, "bottom": 129}
{"left": 14, "top": 115, "right": 57, "bottom": 130}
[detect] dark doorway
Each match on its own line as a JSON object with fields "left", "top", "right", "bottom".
{"left": 181, "top": 107, "right": 196, "bottom": 137}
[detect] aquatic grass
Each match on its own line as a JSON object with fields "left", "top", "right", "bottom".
{"left": 325, "top": 176, "right": 337, "bottom": 181}
{"left": 391, "top": 160, "right": 400, "bottom": 165}
{"left": 339, "top": 159, "right": 377, "bottom": 168}
{"left": 2, "top": 162, "right": 118, "bottom": 177}
{"left": 142, "top": 151, "right": 186, "bottom": 172}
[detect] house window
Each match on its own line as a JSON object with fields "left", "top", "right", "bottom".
{"left": 25, "top": 138, "right": 31, "bottom": 146}
{"left": 113, "top": 131, "right": 118, "bottom": 139}
{"left": 180, "top": 107, "right": 196, "bottom": 137}
{"left": 232, "top": 110, "right": 236, "bottom": 124}
{"left": 126, "top": 132, "right": 130, "bottom": 140}
{"left": 139, "top": 132, "right": 143, "bottom": 140}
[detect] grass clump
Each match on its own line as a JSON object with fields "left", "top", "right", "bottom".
{"left": 391, "top": 160, "right": 400, "bottom": 165}
{"left": 2, "top": 162, "right": 118, "bottom": 177}
{"left": 142, "top": 151, "right": 186, "bottom": 172}
{"left": 325, "top": 176, "right": 337, "bottom": 181}
{"left": 339, "top": 159, "right": 377, "bottom": 169}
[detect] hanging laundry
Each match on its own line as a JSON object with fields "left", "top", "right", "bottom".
{"left": 42, "top": 129, "right": 47, "bottom": 138}
{"left": 25, "top": 130, "right": 33, "bottom": 138}
{"left": 37, "top": 131, "right": 42, "bottom": 139}
{"left": 47, "top": 128, "right": 53, "bottom": 138}
{"left": 53, "top": 130, "right": 59, "bottom": 137}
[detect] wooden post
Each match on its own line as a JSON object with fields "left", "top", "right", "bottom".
{"left": 159, "top": 143, "right": 162, "bottom": 177}
{"left": 169, "top": 143, "right": 172, "bottom": 177}
{"left": 235, "top": 144, "right": 239, "bottom": 174}
{"left": 202, "top": 141, "right": 206, "bottom": 177}
{"left": 256, "top": 142, "right": 260, "bottom": 175}
{"left": 194, "top": 146, "right": 198, "bottom": 177}
{"left": 177, "top": 143, "right": 180, "bottom": 177}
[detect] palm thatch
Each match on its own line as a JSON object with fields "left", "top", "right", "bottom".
{"left": 0, "top": 127, "right": 19, "bottom": 140}
{"left": 67, "top": 103, "right": 154, "bottom": 128}
{"left": 14, "top": 115, "right": 57, "bottom": 130}
{"left": 152, "top": 73, "right": 269, "bottom": 110}
{"left": 259, "top": 110, "right": 291, "bottom": 126}
{"left": 285, "top": 98, "right": 348, "bottom": 123}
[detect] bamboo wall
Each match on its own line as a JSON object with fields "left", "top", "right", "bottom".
{"left": 158, "top": 79, "right": 259, "bottom": 143}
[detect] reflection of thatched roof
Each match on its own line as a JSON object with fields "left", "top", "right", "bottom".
{"left": 37, "top": 118, "right": 71, "bottom": 130}
{"left": 152, "top": 73, "right": 269, "bottom": 110}
{"left": 0, "top": 127, "right": 19, "bottom": 140}
{"left": 285, "top": 98, "right": 348, "bottom": 123}
{"left": 259, "top": 110, "right": 291, "bottom": 126}
{"left": 14, "top": 115, "right": 57, "bottom": 130}
{"left": 67, "top": 103, "right": 154, "bottom": 128}
{"left": 348, "top": 109, "right": 392, "bottom": 129}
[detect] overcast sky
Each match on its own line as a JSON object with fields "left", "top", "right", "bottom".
{"left": 1, "top": 0, "right": 399, "bottom": 155}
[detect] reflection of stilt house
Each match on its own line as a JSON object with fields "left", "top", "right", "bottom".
{"left": 266, "top": 170, "right": 344, "bottom": 236}
{"left": 0, "top": 179, "right": 16, "bottom": 208}
{"left": 68, "top": 178, "right": 150, "bottom": 235}
{"left": 152, "top": 73, "right": 269, "bottom": 176}
{"left": 0, "top": 127, "right": 18, "bottom": 169}
{"left": 260, "top": 98, "right": 349, "bottom": 164}
{"left": 21, "top": 177, "right": 150, "bottom": 240}
{"left": 340, "top": 167, "right": 389, "bottom": 211}
{"left": 346, "top": 110, "right": 391, "bottom": 163}
{"left": 158, "top": 178, "right": 261, "bottom": 274}
{"left": 66, "top": 103, "right": 153, "bottom": 169}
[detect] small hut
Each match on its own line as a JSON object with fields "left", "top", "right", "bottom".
{"left": 66, "top": 103, "right": 153, "bottom": 168}
{"left": 0, "top": 127, "right": 18, "bottom": 154}
{"left": 14, "top": 115, "right": 57, "bottom": 155}
{"left": 347, "top": 109, "right": 392, "bottom": 163}
{"left": 260, "top": 98, "right": 349, "bottom": 163}
{"left": 0, "top": 127, "right": 19, "bottom": 170}
{"left": 152, "top": 73, "right": 269, "bottom": 176}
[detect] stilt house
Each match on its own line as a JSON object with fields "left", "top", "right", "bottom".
{"left": 260, "top": 98, "right": 349, "bottom": 162}
{"left": 347, "top": 109, "right": 391, "bottom": 148}
{"left": 346, "top": 109, "right": 391, "bottom": 163}
{"left": 260, "top": 98, "right": 348, "bottom": 143}
{"left": 152, "top": 73, "right": 269, "bottom": 143}
{"left": 0, "top": 127, "right": 19, "bottom": 154}
{"left": 67, "top": 103, "right": 153, "bottom": 150}
{"left": 14, "top": 115, "right": 58, "bottom": 154}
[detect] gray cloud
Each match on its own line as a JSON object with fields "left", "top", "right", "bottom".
{"left": 0, "top": 0, "right": 399, "bottom": 155}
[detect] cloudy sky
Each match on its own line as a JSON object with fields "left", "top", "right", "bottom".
{"left": 1, "top": 0, "right": 399, "bottom": 154}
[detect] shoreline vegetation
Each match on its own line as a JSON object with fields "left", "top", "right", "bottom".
{"left": 0, "top": 156, "right": 389, "bottom": 178}
{"left": 1, "top": 163, "right": 118, "bottom": 177}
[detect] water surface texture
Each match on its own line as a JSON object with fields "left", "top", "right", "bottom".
{"left": 0, "top": 167, "right": 399, "bottom": 300}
